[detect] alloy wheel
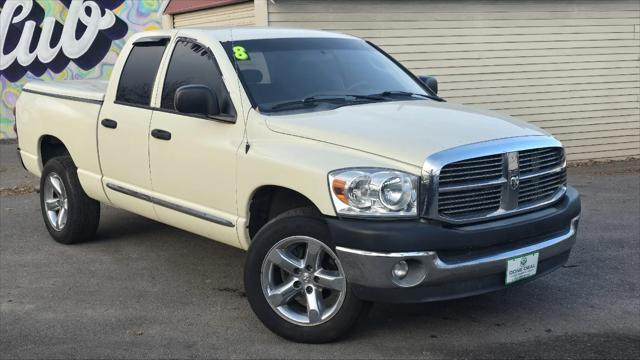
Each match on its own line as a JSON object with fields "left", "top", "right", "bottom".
{"left": 43, "top": 172, "right": 68, "bottom": 231}
{"left": 261, "top": 236, "right": 347, "bottom": 326}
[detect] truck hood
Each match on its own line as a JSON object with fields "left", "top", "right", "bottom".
{"left": 265, "top": 100, "right": 550, "bottom": 167}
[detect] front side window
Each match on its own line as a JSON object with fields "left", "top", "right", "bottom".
{"left": 161, "top": 40, "right": 235, "bottom": 116}
{"left": 116, "top": 41, "right": 167, "bottom": 106}
{"left": 223, "top": 38, "right": 430, "bottom": 113}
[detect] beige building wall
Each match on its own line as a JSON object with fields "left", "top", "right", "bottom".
{"left": 175, "top": 0, "right": 640, "bottom": 161}
{"left": 173, "top": 1, "right": 256, "bottom": 28}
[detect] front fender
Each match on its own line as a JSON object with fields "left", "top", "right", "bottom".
{"left": 236, "top": 116, "right": 420, "bottom": 248}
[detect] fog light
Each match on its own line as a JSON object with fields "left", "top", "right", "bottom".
{"left": 392, "top": 260, "right": 409, "bottom": 280}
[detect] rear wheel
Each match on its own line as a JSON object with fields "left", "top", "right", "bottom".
{"left": 244, "top": 208, "right": 365, "bottom": 343}
{"left": 40, "top": 156, "right": 100, "bottom": 244}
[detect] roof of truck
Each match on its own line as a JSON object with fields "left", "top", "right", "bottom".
{"left": 131, "top": 27, "right": 358, "bottom": 43}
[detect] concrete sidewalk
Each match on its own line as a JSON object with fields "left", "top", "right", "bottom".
{"left": 1, "top": 142, "right": 638, "bottom": 359}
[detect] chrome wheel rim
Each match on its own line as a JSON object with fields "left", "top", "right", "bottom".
{"left": 43, "top": 172, "right": 68, "bottom": 231}
{"left": 261, "top": 236, "right": 347, "bottom": 326}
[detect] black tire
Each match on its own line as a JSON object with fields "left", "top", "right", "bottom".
{"left": 244, "top": 207, "right": 365, "bottom": 343}
{"left": 39, "top": 156, "right": 100, "bottom": 244}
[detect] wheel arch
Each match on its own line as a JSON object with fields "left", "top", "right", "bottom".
{"left": 36, "top": 133, "right": 109, "bottom": 205}
{"left": 39, "top": 134, "right": 72, "bottom": 169}
{"left": 246, "top": 185, "right": 322, "bottom": 242}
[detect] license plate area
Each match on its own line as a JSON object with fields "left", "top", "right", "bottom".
{"left": 506, "top": 252, "right": 539, "bottom": 285}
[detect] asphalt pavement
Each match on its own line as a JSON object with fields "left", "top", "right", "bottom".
{"left": 1, "top": 141, "right": 639, "bottom": 359}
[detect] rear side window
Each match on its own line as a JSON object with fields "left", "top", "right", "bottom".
{"left": 161, "top": 40, "right": 235, "bottom": 116}
{"left": 116, "top": 41, "right": 167, "bottom": 106}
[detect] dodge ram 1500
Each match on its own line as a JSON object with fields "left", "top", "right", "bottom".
{"left": 16, "top": 28, "right": 581, "bottom": 343}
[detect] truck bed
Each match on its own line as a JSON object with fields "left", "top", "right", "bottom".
{"left": 17, "top": 79, "right": 108, "bottom": 204}
{"left": 23, "top": 80, "right": 108, "bottom": 103}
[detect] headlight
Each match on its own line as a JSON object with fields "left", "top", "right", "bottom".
{"left": 329, "top": 168, "right": 419, "bottom": 218}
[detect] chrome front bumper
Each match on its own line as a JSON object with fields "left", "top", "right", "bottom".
{"left": 336, "top": 216, "right": 580, "bottom": 290}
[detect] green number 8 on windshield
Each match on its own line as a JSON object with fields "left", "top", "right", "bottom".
{"left": 233, "top": 46, "right": 249, "bottom": 61}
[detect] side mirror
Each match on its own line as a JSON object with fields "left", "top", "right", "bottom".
{"left": 418, "top": 76, "right": 438, "bottom": 95}
{"left": 174, "top": 85, "right": 220, "bottom": 116}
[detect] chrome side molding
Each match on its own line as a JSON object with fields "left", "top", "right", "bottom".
{"left": 105, "top": 183, "right": 235, "bottom": 228}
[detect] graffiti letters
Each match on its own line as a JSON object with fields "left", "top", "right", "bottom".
{"left": 0, "top": 0, "right": 128, "bottom": 81}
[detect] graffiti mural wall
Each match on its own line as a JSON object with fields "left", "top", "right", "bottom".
{"left": 0, "top": 0, "right": 165, "bottom": 139}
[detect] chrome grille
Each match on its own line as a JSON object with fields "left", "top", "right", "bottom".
{"left": 519, "top": 168, "right": 567, "bottom": 205}
{"left": 519, "top": 147, "right": 565, "bottom": 175}
{"left": 439, "top": 185, "right": 502, "bottom": 217}
{"left": 422, "top": 141, "right": 567, "bottom": 224}
{"left": 439, "top": 154, "right": 503, "bottom": 186}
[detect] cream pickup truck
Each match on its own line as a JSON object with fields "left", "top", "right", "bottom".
{"left": 16, "top": 28, "right": 581, "bottom": 343}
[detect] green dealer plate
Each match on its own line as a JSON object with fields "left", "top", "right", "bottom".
{"left": 505, "top": 252, "right": 539, "bottom": 285}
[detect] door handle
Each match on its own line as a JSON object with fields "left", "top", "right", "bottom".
{"left": 151, "top": 129, "right": 172, "bottom": 141}
{"left": 101, "top": 119, "right": 118, "bottom": 129}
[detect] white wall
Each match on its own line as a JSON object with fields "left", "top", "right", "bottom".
{"left": 268, "top": 0, "right": 640, "bottom": 161}
{"left": 173, "top": 1, "right": 256, "bottom": 28}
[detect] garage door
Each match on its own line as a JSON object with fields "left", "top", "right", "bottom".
{"left": 268, "top": 0, "right": 640, "bottom": 161}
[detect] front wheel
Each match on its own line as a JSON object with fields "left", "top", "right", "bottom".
{"left": 244, "top": 208, "right": 365, "bottom": 343}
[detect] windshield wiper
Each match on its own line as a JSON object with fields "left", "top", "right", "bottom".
{"left": 264, "top": 94, "right": 386, "bottom": 112}
{"left": 372, "top": 91, "right": 445, "bottom": 102}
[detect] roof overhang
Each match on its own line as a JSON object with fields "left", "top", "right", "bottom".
{"left": 164, "top": 0, "right": 251, "bottom": 15}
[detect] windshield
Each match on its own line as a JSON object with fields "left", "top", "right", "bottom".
{"left": 222, "top": 37, "right": 430, "bottom": 113}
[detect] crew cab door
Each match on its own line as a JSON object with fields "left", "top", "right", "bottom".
{"left": 98, "top": 37, "right": 169, "bottom": 219}
{"left": 148, "top": 38, "right": 244, "bottom": 247}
